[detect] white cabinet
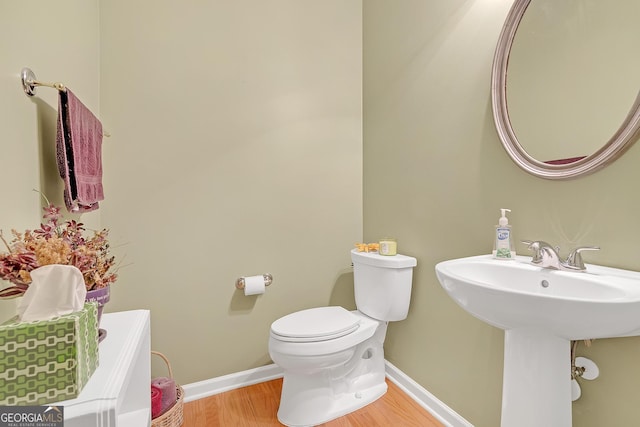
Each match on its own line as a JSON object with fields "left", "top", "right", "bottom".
{"left": 54, "top": 310, "right": 151, "bottom": 427}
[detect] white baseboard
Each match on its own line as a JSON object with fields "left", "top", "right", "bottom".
{"left": 182, "top": 363, "right": 284, "bottom": 402}
{"left": 182, "top": 361, "right": 473, "bottom": 427}
{"left": 384, "top": 360, "right": 474, "bottom": 427}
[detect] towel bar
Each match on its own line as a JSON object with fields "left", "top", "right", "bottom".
{"left": 20, "top": 67, "right": 111, "bottom": 137}
{"left": 21, "top": 67, "right": 66, "bottom": 96}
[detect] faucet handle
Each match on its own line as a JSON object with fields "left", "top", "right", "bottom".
{"left": 565, "top": 246, "right": 600, "bottom": 270}
{"left": 522, "top": 240, "right": 556, "bottom": 249}
{"left": 521, "top": 240, "right": 557, "bottom": 264}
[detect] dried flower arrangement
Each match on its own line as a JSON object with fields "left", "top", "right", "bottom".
{"left": 0, "top": 203, "right": 118, "bottom": 299}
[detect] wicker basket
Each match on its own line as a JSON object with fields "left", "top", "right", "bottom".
{"left": 151, "top": 351, "right": 184, "bottom": 427}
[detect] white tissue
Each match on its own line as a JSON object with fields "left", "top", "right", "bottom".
{"left": 17, "top": 265, "right": 87, "bottom": 322}
{"left": 243, "top": 275, "right": 265, "bottom": 296}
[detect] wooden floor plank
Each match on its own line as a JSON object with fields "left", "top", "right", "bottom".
{"left": 182, "top": 378, "right": 444, "bottom": 426}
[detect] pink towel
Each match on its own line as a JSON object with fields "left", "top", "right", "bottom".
{"left": 56, "top": 89, "right": 104, "bottom": 212}
{"left": 151, "top": 385, "right": 162, "bottom": 419}
{"left": 152, "top": 377, "right": 177, "bottom": 415}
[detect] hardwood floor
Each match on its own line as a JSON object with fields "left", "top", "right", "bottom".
{"left": 182, "top": 378, "right": 444, "bottom": 426}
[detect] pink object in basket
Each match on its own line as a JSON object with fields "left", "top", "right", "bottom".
{"left": 152, "top": 377, "right": 177, "bottom": 414}
{"left": 151, "top": 385, "right": 162, "bottom": 419}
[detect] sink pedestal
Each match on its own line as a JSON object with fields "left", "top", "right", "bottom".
{"left": 502, "top": 329, "right": 571, "bottom": 427}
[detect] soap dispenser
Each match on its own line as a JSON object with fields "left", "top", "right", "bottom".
{"left": 493, "top": 208, "right": 516, "bottom": 259}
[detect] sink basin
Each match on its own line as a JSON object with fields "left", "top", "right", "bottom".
{"left": 436, "top": 254, "right": 640, "bottom": 340}
{"left": 435, "top": 254, "right": 640, "bottom": 427}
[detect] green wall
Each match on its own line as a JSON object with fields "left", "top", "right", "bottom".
{"left": 364, "top": 1, "right": 640, "bottom": 426}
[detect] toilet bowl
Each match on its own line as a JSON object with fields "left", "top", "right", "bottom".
{"left": 268, "top": 249, "right": 417, "bottom": 426}
{"left": 269, "top": 307, "right": 387, "bottom": 426}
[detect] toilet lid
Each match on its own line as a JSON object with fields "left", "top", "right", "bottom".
{"left": 271, "top": 306, "right": 360, "bottom": 342}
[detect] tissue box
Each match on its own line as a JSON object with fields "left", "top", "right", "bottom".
{"left": 0, "top": 303, "right": 99, "bottom": 405}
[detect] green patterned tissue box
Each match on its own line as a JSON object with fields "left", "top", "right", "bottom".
{"left": 0, "top": 302, "right": 100, "bottom": 405}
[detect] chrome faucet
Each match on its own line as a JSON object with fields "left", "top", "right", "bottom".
{"left": 522, "top": 240, "right": 600, "bottom": 272}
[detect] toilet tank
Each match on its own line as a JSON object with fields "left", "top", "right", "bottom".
{"left": 350, "top": 249, "right": 417, "bottom": 321}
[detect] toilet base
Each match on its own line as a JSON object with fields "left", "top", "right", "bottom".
{"left": 271, "top": 312, "right": 389, "bottom": 426}
{"left": 277, "top": 373, "right": 387, "bottom": 427}
{"left": 276, "top": 324, "right": 388, "bottom": 427}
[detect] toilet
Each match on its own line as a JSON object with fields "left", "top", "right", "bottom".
{"left": 268, "top": 248, "right": 417, "bottom": 426}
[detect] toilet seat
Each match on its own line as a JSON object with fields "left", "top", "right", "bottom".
{"left": 269, "top": 309, "right": 381, "bottom": 357}
{"left": 271, "top": 306, "right": 360, "bottom": 342}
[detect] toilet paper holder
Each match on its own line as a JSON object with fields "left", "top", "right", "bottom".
{"left": 235, "top": 273, "right": 273, "bottom": 290}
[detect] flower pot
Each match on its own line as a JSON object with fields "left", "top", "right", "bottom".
{"left": 85, "top": 285, "right": 110, "bottom": 342}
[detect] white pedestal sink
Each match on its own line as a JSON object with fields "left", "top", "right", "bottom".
{"left": 435, "top": 255, "right": 640, "bottom": 427}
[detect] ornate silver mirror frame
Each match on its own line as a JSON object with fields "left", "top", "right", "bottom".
{"left": 491, "top": 0, "right": 640, "bottom": 180}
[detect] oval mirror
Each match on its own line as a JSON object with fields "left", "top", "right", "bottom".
{"left": 491, "top": 0, "right": 640, "bottom": 180}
